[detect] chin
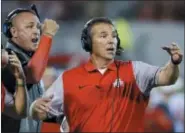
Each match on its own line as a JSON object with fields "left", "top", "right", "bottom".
{"left": 104, "top": 55, "right": 115, "bottom": 60}
{"left": 24, "top": 47, "right": 37, "bottom": 52}
{"left": 32, "top": 47, "right": 38, "bottom": 52}
{"left": 31, "top": 44, "right": 38, "bottom": 51}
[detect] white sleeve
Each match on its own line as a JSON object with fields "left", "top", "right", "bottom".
{"left": 132, "top": 61, "right": 161, "bottom": 95}
{"left": 43, "top": 74, "right": 64, "bottom": 117}
{"left": 4, "top": 88, "right": 15, "bottom": 106}
{"left": 29, "top": 74, "right": 64, "bottom": 118}
{"left": 4, "top": 87, "right": 29, "bottom": 119}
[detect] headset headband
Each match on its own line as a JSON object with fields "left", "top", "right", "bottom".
{"left": 3, "top": 4, "right": 40, "bottom": 38}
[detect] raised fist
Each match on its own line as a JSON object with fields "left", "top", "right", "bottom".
{"left": 42, "top": 19, "right": 59, "bottom": 37}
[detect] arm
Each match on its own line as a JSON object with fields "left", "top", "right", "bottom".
{"left": 156, "top": 43, "right": 182, "bottom": 86}
{"left": 30, "top": 74, "right": 64, "bottom": 120}
{"left": 132, "top": 61, "right": 161, "bottom": 95}
{"left": 133, "top": 43, "right": 183, "bottom": 94}
{"left": 24, "top": 35, "right": 52, "bottom": 83}
{"left": 3, "top": 79, "right": 29, "bottom": 119}
{"left": 156, "top": 61, "right": 179, "bottom": 86}
{"left": 3, "top": 51, "right": 29, "bottom": 119}
{"left": 24, "top": 19, "right": 59, "bottom": 84}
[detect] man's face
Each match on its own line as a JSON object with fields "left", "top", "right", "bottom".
{"left": 91, "top": 23, "right": 118, "bottom": 60}
{"left": 11, "top": 12, "right": 41, "bottom": 52}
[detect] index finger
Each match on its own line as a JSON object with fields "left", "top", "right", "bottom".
{"left": 10, "top": 51, "right": 17, "bottom": 55}
{"left": 9, "top": 51, "right": 19, "bottom": 59}
{"left": 42, "top": 94, "right": 54, "bottom": 101}
{"left": 42, "top": 97, "right": 53, "bottom": 102}
{"left": 162, "top": 46, "right": 170, "bottom": 51}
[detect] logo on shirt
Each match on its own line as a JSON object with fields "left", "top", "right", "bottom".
{"left": 113, "top": 78, "right": 124, "bottom": 88}
{"left": 78, "top": 85, "right": 89, "bottom": 89}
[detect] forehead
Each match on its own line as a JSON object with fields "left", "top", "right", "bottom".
{"left": 91, "top": 23, "right": 115, "bottom": 34}
{"left": 13, "top": 12, "right": 40, "bottom": 24}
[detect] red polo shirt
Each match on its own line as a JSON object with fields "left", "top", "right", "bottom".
{"left": 63, "top": 60, "right": 150, "bottom": 132}
{"left": 41, "top": 59, "right": 160, "bottom": 132}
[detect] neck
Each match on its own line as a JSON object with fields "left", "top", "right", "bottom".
{"left": 90, "top": 54, "right": 113, "bottom": 69}
{"left": 11, "top": 38, "right": 21, "bottom": 46}
{"left": 9, "top": 38, "right": 34, "bottom": 56}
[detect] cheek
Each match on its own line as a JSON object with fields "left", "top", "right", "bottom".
{"left": 18, "top": 29, "right": 32, "bottom": 40}
{"left": 93, "top": 39, "right": 105, "bottom": 52}
{"left": 114, "top": 38, "right": 118, "bottom": 47}
{"left": 18, "top": 28, "right": 31, "bottom": 35}
{"left": 97, "top": 38, "right": 107, "bottom": 47}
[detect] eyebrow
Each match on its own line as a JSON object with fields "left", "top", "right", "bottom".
{"left": 100, "top": 31, "right": 107, "bottom": 34}
{"left": 27, "top": 22, "right": 40, "bottom": 25}
{"left": 100, "top": 31, "right": 117, "bottom": 35}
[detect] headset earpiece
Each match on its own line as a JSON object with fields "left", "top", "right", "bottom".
{"left": 81, "top": 28, "right": 92, "bottom": 52}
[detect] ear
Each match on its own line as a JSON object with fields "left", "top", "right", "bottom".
{"left": 10, "top": 27, "right": 18, "bottom": 38}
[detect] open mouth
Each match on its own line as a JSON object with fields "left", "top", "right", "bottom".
{"left": 31, "top": 38, "right": 39, "bottom": 44}
{"left": 106, "top": 48, "right": 115, "bottom": 52}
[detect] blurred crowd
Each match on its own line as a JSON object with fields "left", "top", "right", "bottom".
{"left": 144, "top": 78, "right": 184, "bottom": 132}
{"left": 2, "top": 1, "right": 185, "bottom": 22}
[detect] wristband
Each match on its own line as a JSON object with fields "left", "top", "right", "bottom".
{"left": 16, "top": 84, "right": 25, "bottom": 87}
{"left": 16, "top": 79, "right": 25, "bottom": 87}
{"left": 171, "top": 56, "right": 180, "bottom": 65}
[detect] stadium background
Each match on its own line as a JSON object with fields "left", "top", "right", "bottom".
{"left": 1, "top": 1, "right": 184, "bottom": 132}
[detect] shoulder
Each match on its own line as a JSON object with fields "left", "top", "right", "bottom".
{"left": 115, "top": 60, "right": 133, "bottom": 67}
{"left": 63, "top": 64, "right": 85, "bottom": 78}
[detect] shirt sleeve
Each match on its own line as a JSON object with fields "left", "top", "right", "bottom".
{"left": 25, "top": 35, "right": 52, "bottom": 83}
{"left": 132, "top": 61, "right": 161, "bottom": 95}
{"left": 43, "top": 73, "right": 64, "bottom": 118}
{"left": 3, "top": 88, "right": 21, "bottom": 119}
{"left": 4, "top": 88, "right": 15, "bottom": 106}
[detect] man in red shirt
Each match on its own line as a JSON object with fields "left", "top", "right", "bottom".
{"left": 30, "top": 17, "right": 183, "bottom": 132}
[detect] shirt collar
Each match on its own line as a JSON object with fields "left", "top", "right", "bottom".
{"left": 84, "top": 58, "right": 117, "bottom": 72}
{"left": 6, "top": 39, "right": 34, "bottom": 57}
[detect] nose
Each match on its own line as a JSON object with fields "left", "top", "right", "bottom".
{"left": 33, "top": 27, "right": 40, "bottom": 36}
{"left": 108, "top": 37, "right": 116, "bottom": 46}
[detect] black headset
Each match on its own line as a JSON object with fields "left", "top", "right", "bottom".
{"left": 3, "top": 4, "right": 40, "bottom": 38}
{"left": 81, "top": 17, "right": 123, "bottom": 56}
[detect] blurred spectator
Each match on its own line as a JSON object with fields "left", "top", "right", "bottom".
{"left": 84, "top": 1, "right": 105, "bottom": 19}
{"left": 1, "top": 1, "right": 20, "bottom": 25}
{"left": 67, "top": 53, "right": 88, "bottom": 69}
{"left": 42, "top": 67, "right": 58, "bottom": 90}
{"left": 172, "top": 1, "right": 185, "bottom": 21}
{"left": 137, "top": 1, "right": 185, "bottom": 21}
{"left": 168, "top": 93, "right": 184, "bottom": 132}
{"left": 2, "top": 1, "right": 184, "bottom": 22}
{"left": 19, "top": 0, "right": 65, "bottom": 21}
{"left": 144, "top": 77, "right": 184, "bottom": 132}
{"left": 61, "top": 1, "right": 85, "bottom": 20}
{"left": 144, "top": 103, "right": 174, "bottom": 132}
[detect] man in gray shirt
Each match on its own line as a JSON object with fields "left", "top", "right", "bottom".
{"left": 2, "top": 4, "right": 59, "bottom": 132}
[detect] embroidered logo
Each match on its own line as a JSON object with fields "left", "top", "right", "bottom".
{"left": 113, "top": 78, "right": 124, "bottom": 88}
